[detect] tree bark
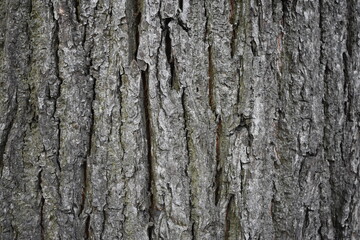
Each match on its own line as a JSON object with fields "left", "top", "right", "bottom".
{"left": 0, "top": 0, "right": 359, "bottom": 239}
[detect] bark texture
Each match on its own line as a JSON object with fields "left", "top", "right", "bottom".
{"left": 0, "top": 0, "right": 359, "bottom": 239}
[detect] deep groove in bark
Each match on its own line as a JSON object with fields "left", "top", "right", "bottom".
{"left": 147, "top": 224, "right": 154, "bottom": 240}
{"left": 155, "top": 5, "right": 163, "bottom": 82}
{"left": 100, "top": 209, "right": 106, "bottom": 239}
{"left": 191, "top": 222, "right": 195, "bottom": 239}
{"left": 342, "top": 53, "right": 351, "bottom": 121}
{"left": 80, "top": 67, "right": 95, "bottom": 220}
{"left": 181, "top": 88, "right": 194, "bottom": 238}
{"left": 118, "top": 71, "right": 123, "bottom": 120}
{"left": 135, "top": 11, "right": 142, "bottom": 60}
{"left": 74, "top": 0, "right": 80, "bottom": 23}
{"left": 302, "top": 207, "right": 310, "bottom": 237}
{"left": 86, "top": 74, "right": 95, "bottom": 158}
{"left": 229, "top": 0, "right": 235, "bottom": 22}
{"left": 141, "top": 67, "right": 154, "bottom": 239}
{"left": 126, "top": 0, "right": 142, "bottom": 62}
{"left": 344, "top": 0, "right": 355, "bottom": 122}
{"left": 85, "top": 215, "right": 91, "bottom": 239}
{"left": 79, "top": 160, "right": 88, "bottom": 217}
{"left": 319, "top": 1, "right": 347, "bottom": 238}
{"left": 281, "top": 0, "right": 287, "bottom": 25}
{"left": 203, "top": 1, "right": 209, "bottom": 42}
{"left": 208, "top": 45, "right": 215, "bottom": 113}
{"left": 38, "top": 169, "right": 45, "bottom": 240}
{"left": 162, "top": 18, "right": 177, "bottom": 89}
{"left": 229, "top": 0, "right": 239, "bottom": 58}
{"left": 224, "top": 195, "right": 234, "bottom": 240}
{"left": 51, "top": 0, "right": 62, "bottom": 172}
{"left": 177, "top": 18, "right": 190, "bottom": 33}
{"left": 178, "top": 0, "right": 183, "bottom": 11}
{"left": 214, "top": 117, "right": 222, "bottom": 205}
{"left": 250, "top": 39, "right": 258, "bottom": 56}
{"left": 0, "top": 115, "right": 14, "bottom": 177}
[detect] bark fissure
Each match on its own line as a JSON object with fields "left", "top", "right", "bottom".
{"left": 208, "top": 45, "right": 215, "bottom": 113}
{"left": 85, "top": 214, "right": 91, "bottom": 239}
{"left": 51, "top": 0, "right": 62, "bottom": 172}
{"left": 229, "top": 0, "right": 239, "bottom": 58}
{"left": 38, "top": 169, "right": 45, "bottom": 240}
{"left": 224, "top": 194, "right": 233, "bottom": 240}
{"left": 344, "top": 0, "right": 356, "bottom": 122}
{"left": 342, "top": 53, "right": 351, "bottom": 122}
{"left": 79, "top": 160, "right": 88, "bottom": 217}
{"left": 178, "top": 0, "right": 183, "bottom": 11}
{"left": 162, "top": 18, "right": 177, "bottom": 90}
{"left": 80, "top": 49, "right": 96, "bottom": 217}
{"left": 203, "top": 1, "right": 209, "bottom": 42}
{"left": 141, "top": 66, "right": 154, "bottom": 239}
{"left": 74, "top": 0, "right": 80, "bottom": 23}
{"left": 0, "top": 115, "right": 15, "bottom": 177}
{"left": 155, "top": 1, "right": 164, "bottom": 83}
{"left": 126, "top": 0, "right": 142, "bottom": 62}
{"left": 181, "top": 88, "right": 194, "bottom": 239}
{"left": 100, "top": 209, "right": 106, "bottom": 239}
{"left": 214, "top": 117, "right": 222, "bottom": 205}
{"left": 177, "top": 18, "right": 190, "bottom": 33}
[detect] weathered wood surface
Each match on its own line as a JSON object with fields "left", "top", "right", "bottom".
{"left": 0, "top": 0, "right": 359, "bottom": 239}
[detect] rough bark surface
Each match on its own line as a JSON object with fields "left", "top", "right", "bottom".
{"left": 0, "top": 0, "right": 359, "bottom": 239}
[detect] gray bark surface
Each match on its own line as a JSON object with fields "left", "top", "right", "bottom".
{"left": 0, "top": 0, "right": 359, "bottom": 239}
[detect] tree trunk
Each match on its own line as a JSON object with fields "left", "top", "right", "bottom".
{"left": 1, "top": 0, "right": 359, "bottom": 239}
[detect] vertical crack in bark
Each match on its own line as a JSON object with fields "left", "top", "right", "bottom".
{"left": 208, "top": 45, "right": 216, "bottom": 113}
{"left": 191, "top": 222, "right": 196, "bottom": 240}
{"left": 270, "top": 181, "right": 276, "bottom": 224}
{"left": 203, "top": 0, "right": 209, "bottom": 42}
{"left": 80, "top": 72, "right": 96, "bottom": 221}
{"left": 126, "top": 0, "right": 142, "bottom": 62}
{"left": 224, "top": 194, "right": 234, "bottom": 240}
{"left": 162, "top": 18, "right": 177, "bottom": 90}
{"left": 134, "top": 8, "right": 141, "bottom": 61}
{"left": 302, "top": 207, "right": 310, "bottom": 237}
{"left": 342, "top": 53, "right": 351, "bottom": 122}
{"left": 236, "top": 57, "right": 244, "bottom": 107}
{"left": 229, "top": 0, "right": 239, "bottom": 58}
{"left": 250, "top": 39, "right": 258, "bottom": 56}
{"left": 141, "top": 66, "right": 154, "bottom": 239}
{"left": 73, "top": 0, "right": 81, "bottom": 23}
{"left": 50, "top": 0, "right": 62, "bottom": 172}
{"left": 79, "top": 159, "right": 88, "bottom": 217}
{"left": 229, "top": 0, "right": 235, "bottom": 27}
{"left": 178, "top": 0, "right": 183, "bottom": 11}
{"left": 84, "top": 214, "right": 91, "bottom": 239}
{"left": 100, "top": 208, "right": 106, "bottom": 239}
{"left": 118, "top": 70, "right": 123, "bottom": 122}
{"left": 38, "top": 169, "right": 45, "bottom": 240}
{"left": 343, "top": 0, "right": 355, "bottom": 122}
{"left": 155, "top": 0, "right": 163, "bottom": 82}
{"left": 281, "top": 0, "right": 287, "bottom": 25}
{"left": 318, "top": 0, "right": 324, "bottom": 45}
{"left": 78, "top": 12, "right": 96, "bottom": 223}
{"left": 319, "top": 1, "right": 346, "bottom": 238}
{"left": 256, "top": 0, "right": 264, "bottom": 33}
{"left": 0, "top": 115, "right": 15, "bottom": 177}
{"left": 177, "top": 18, "right": 190, "bottom": 33}
{"left": 181, "top": 88, "right": 195, "bottom": 239}
{"left": 214, "top": 117, "right": 222, "bottom": 205}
